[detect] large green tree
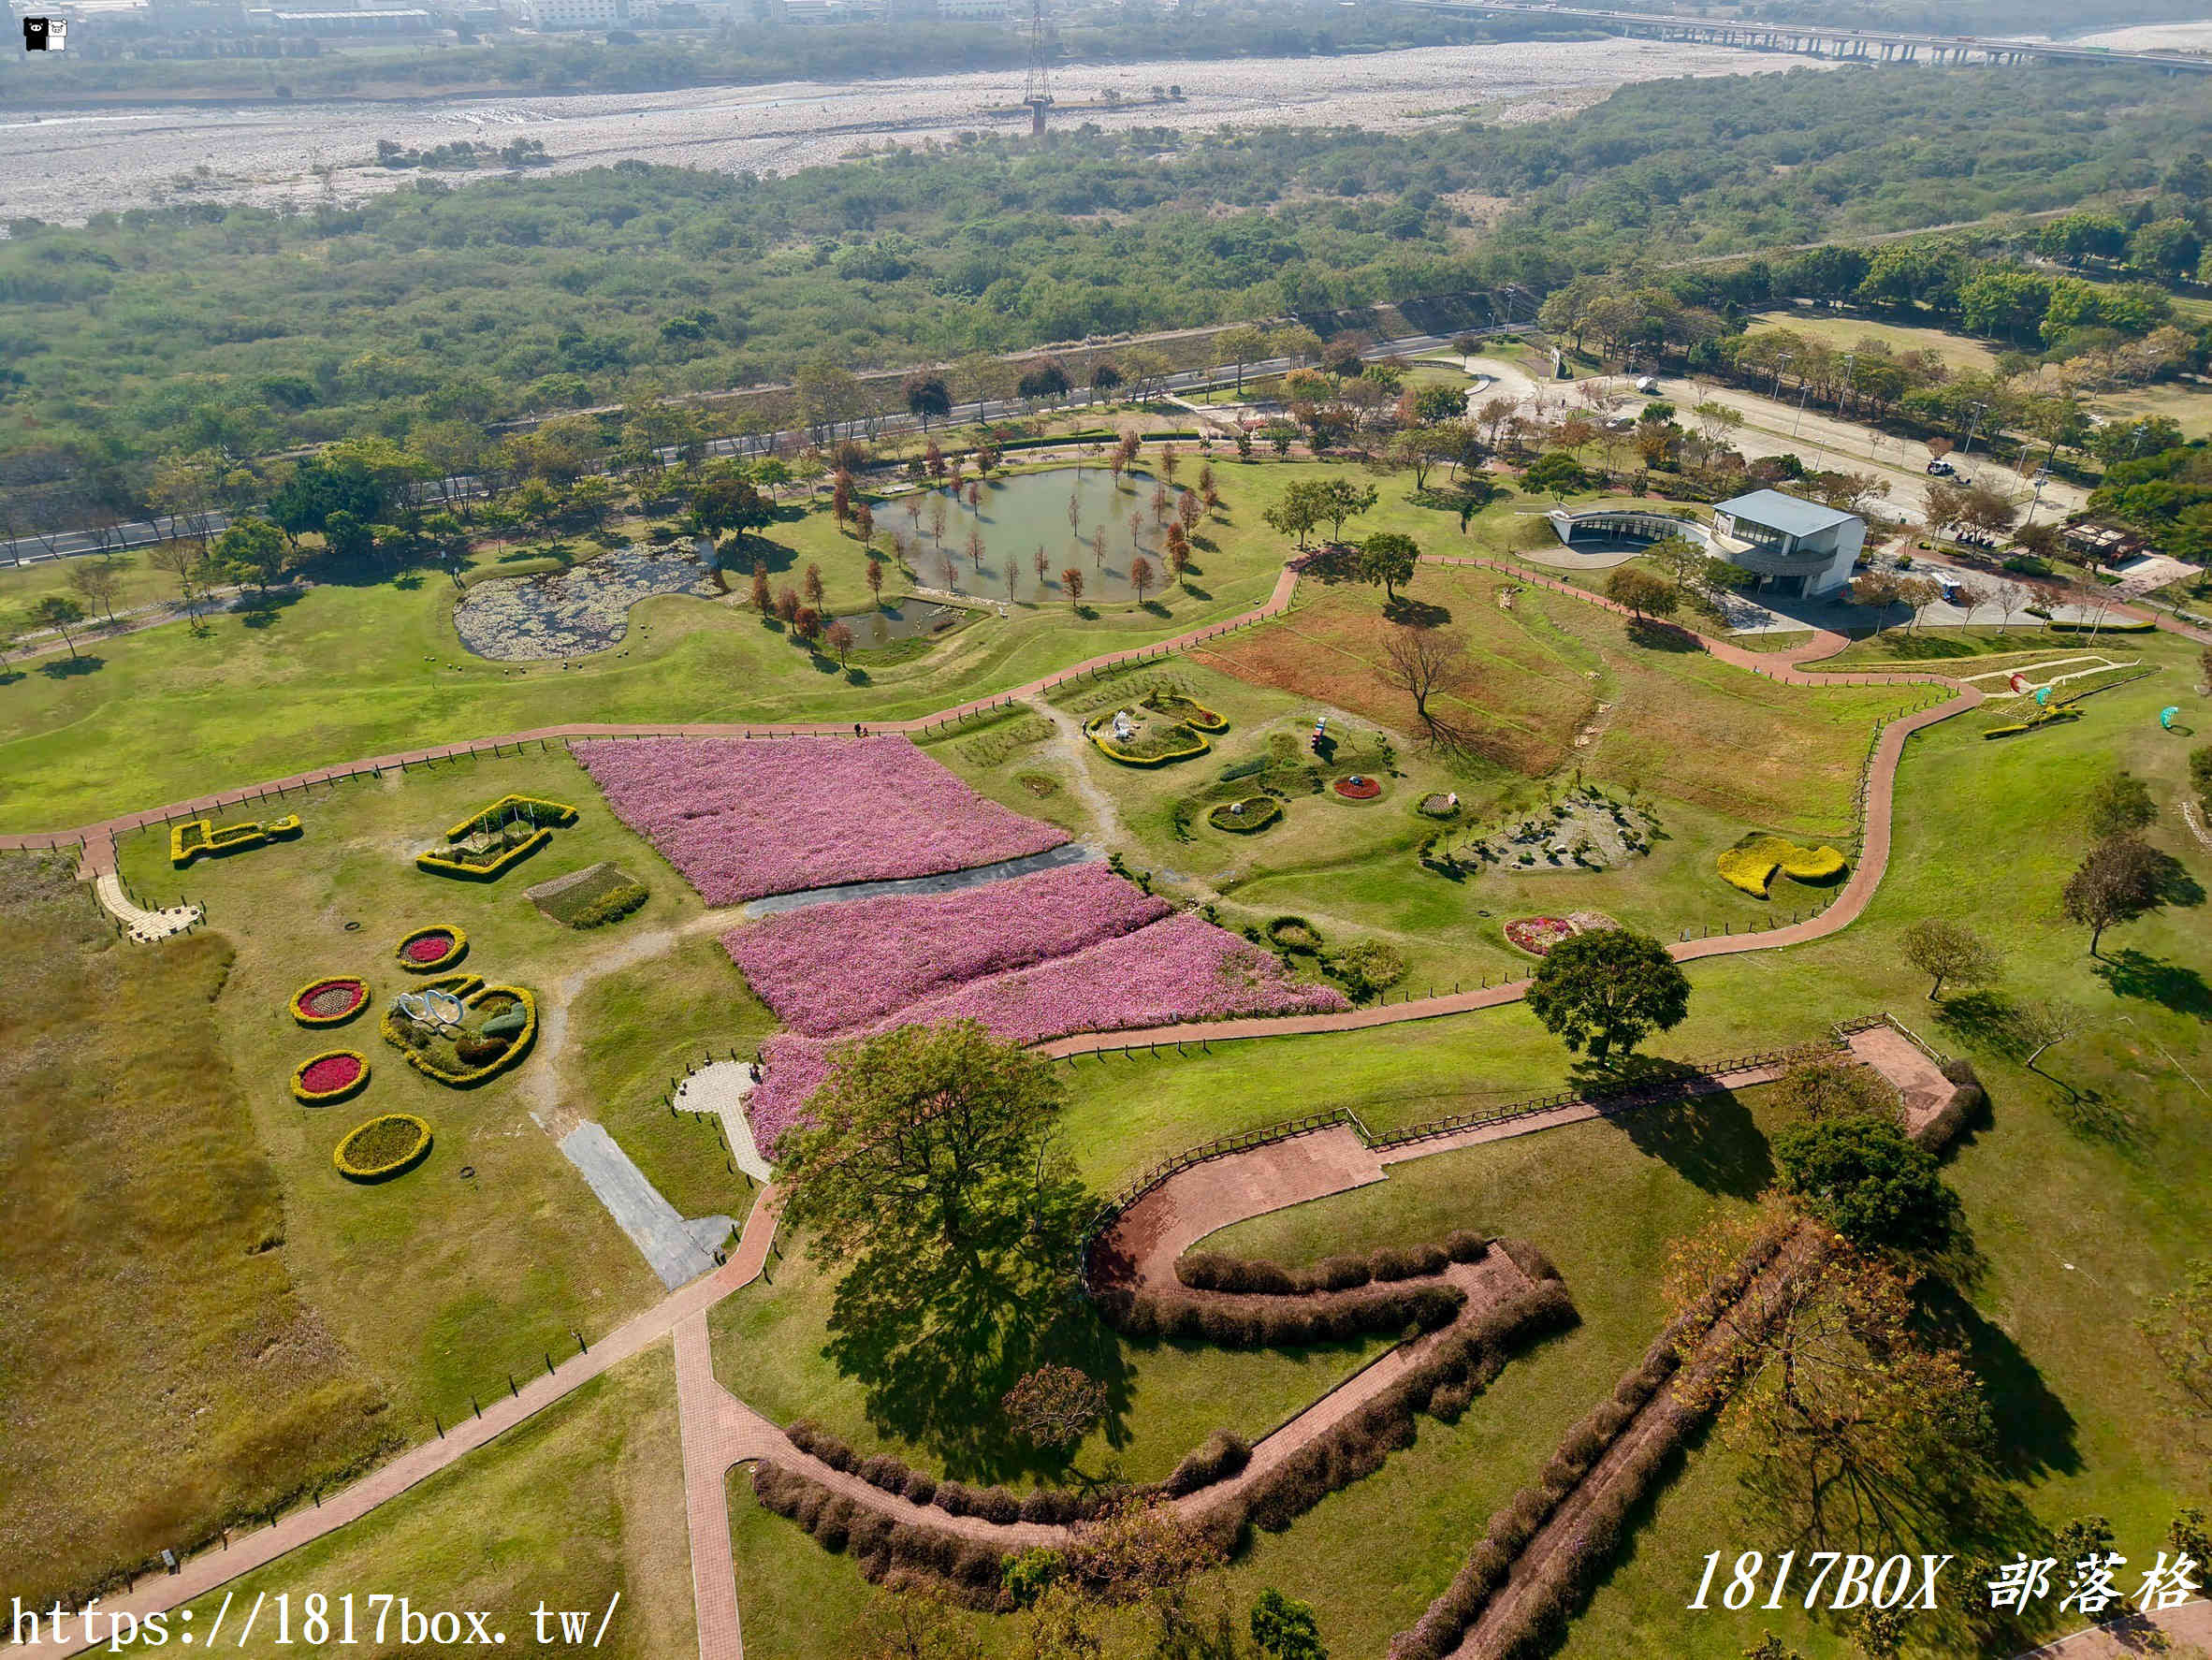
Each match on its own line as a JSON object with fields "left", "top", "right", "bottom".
{"left": 1355, "top": 531, "right": 1419, "bottom": 604}
{"left": 1524, "top": 927, "right": 1690, "bottom": 1063}
{"left": 1773, "top": 1116, "right": 1959, "bottom": 1254}
{"left": 775, "top": 1021, "right": 1099, "bottom": 1463}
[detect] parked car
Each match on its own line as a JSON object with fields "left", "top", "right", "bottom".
{"left": 1635, "top": 376, "right": 1659, "bottom": 394}
{"left": 1926, "top": 459, "right": 1957, "bottom": 476}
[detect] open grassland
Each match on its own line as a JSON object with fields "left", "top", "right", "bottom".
{"left": 2093, "top": 378, "right": 2212, "bottom": 440}
{"left": 0, "top": 854, "right": 391, "bottom": 1609}
{"left": 141, "top": 1347, "right": 692, "bottom": 1660}
{"left": 1744, "top": 309, "right": 2001, "bottom": 374}
{"left": 0, "top": 461, "right": 1315, "bottom": 833}
{"left": 105, "top": 750, "right": 746, "bottom": 1435}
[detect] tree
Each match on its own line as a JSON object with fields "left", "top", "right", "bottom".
{"left": 151, "top": 540, "right": 209, "bottom": 623}
{"left": 1668, "top": 1215, "right": 1987, "bottom": 1543}
{"left": 2138, "top": 1261, "right": 2212, "bottom": 1413}
{"left": 1899, "top": 918, "right": 2001, "bottom": 1001}
{"left": 1002, "top": 1363, "right": 1107, "bottom": 1449}
{"left": 802, "top": 562, "right": 825, "bottom": 611}
{"left": 823, "top": 619, "right": 854, "bottom": 669}
{"left": 1250, "top": 1589, "right": 1326, "bottom": 1660}
{"left": 1317, "top": 478, "right": 1378, "bottom": 543}
{"left": 1849, "top": 570, "right": 1905, "bottom": 633}
{"left": 1130, "top": 555, "right": 1154, "bottom": 604}
{"left": 65, "top": 558, "right": 124, "bottom": 624}
{"left": 212, "top": 517, "right": 286, "bottom": 592}
{"left": 693, "top": 474, "right": 773, "bottom": 539}
{"left": 2061, "top": 835, "right": 2166, "bottom": 954}
{"left": 1062, "top": 567, "right": 1084, "bottom": 610}
{"left": 1774, "top": 1116, "right": 1959, "bottom": 1254}
{"left": 1605, "top": 566, "right": 1677, "bottom": 622}
{"left": 751, "top": 564, "right": 773, "bottom": 613}
{"left": 1087, "top": 360, "right": 1124, "bottom": 405}
{"left": 776, "top": 1022, "right": 1093, "bottom": 1457}
{"left": 1770, "top": 1057, "right": 1903, "bottom": 1127}
{"left": 1522, "top": 451, "right": 1591, "bottom": 502}
{"left": 1260, "top": 480, "right": 1332, "bottom": 550}
{"left": 1356, "top": 531, "right": 1419, "bottom": 604}
{"left": 1525, "top": 928, "right": 1691, "bottom": 1063}
{"left": 1375, "top": 623, "right": 1469, "bottom": 748}
{"left": 903, "top": 371, "right": 952, "bottom": 430}
{"left": 864, "top": 558, "right": 885, "bottom": 605}
{"left": 2085, "top": 769, "right": 2157, "bottom": 840}
{"left": 1323, "top": 938, "right": 1405, "bottom": 1002}
{"left": 2014, "top": 997, "right": 2090, "bottom": 1077}
{"left": 29, "top": 595, "right": 88, "bottom": 660}
{"left": 1215, "top": 325, "right": 1269, "bottom": 394}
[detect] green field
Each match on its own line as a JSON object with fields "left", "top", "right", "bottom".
{"left": 1744, "top": 310, "right": 2001, "bottom": 374}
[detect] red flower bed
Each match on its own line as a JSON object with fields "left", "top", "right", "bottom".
{"left": 293, "top": 978, "right": 367, "bottom": 1022}
{"left": 1505, "top": 916, "right": 1575, "bottom": 956}
{"left": 300, "top": 1053, "right": 364, "bottom": 1093}
{"left": 1332, "top": 775, "right": 1383, "bottom": 800}
{"left": 404, "top": 932, "right": 457, "bottom": 963}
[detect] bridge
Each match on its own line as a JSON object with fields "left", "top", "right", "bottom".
{"left": 1390, "top": 0, "right": 2212, "bottom": 73}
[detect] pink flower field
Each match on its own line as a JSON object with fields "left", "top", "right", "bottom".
{"left": 574, "top": 735, "right": 1070, "bottom": 903}
{"left": 724, "top": 863, "right": 1171, "bottom": 1038}
{"left": 745, "top": 909, "right": 1347, "bottom": 1148}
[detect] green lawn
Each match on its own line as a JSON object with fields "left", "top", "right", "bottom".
{"left": 1744, "top": 310, "right": 2001, "bottom": 375}
{"left": 0, "top": 460, "right": 1319, "bottom": 832}
{"left": 131, "top": 1346, "right": 693, "bottom": 1660}
{"left": 106, "top": 750, "right": 755, "bottom": 1433}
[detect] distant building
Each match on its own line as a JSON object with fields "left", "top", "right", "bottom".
{"left": 512, "top": 0, "right": 652, "bottom": 26}
{"left": 1708, "top": 488, "right": 1866, "bottom": 598}
{"left": 934, "top": 0, "right": 1008, "bottom": 16}
{"left": 253, "top": 7, "right": 431, "bottom": 31}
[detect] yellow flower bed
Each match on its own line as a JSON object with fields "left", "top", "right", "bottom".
{"left": 443, "top": 794, "right": 577, "bottom": 842}
{"left": 1717, "top": 835, "right": 1847, "bottom": 898}
{"left": 170, "top": 812, "right": 304, "bottom": 867}
{"left": 395, "top": 924, "right": 469, "bottom": 972}
{"left": 333, "top": 1114, "right": 432, "bottom": 1182}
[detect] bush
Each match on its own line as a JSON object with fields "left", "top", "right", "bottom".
{"left": 857, "top": 1454, "right": 909, "bottom": 1493}
{"left": 569, "top": 881, "right": 649, "bottom": 928}
{"left": 1497, "top": 1238, "right": 1563, "bottom": 1283}
{"left": 1165, "top": 1430, "right": 1251, "bottom": 1497}
{"left": 899, "top": 1468, "right": 937, "bottom": 1506}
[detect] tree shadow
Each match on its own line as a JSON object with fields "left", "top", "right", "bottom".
{"left": 38, "top": 655, "right": 105, "bottom": 678}
{"left": 1625, "top": 618, "right": 1703, "bottom": 652}
{"left": 1179, "top": 583, "right": 1213, "bottom": 602}
{"left": 1571, "top": 1057, "right": 1776, "bottom": 1200}
{"left": 391, "top": 571, "right": 426, "bottom": 590}
{"left": 0, "top": 669, "right": 22, "bottom": 687}
{"left": 723, "top": 531, "right": 798, "bottom": 578}
{"left": 1139, "top": 599, "right": 1171, "bottom": 618}
{"left": 2092, "top": 948, "right": 2212, "bottom": 1019}
{"left": 1916, "top": 1279, "right": 2081, "bottom": 1481}
{"left": 1932, "top": 991, "right": 2029, "bottom": 1061}
{"left": 1384, "top": 597, "right": 1453, "bottom": 627}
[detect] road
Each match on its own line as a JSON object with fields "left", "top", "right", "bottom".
{"left": 0, "top": 325, "right": 1509, "bottom": 567}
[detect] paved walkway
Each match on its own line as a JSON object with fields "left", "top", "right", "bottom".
{"left": 2012, "top": 1599, "right": 2212, "bottom": 1657}
{"left": 558, "top": 1121, "right": 733, "bottom": 1290}
{"left": 672, "top": 1062, "right": 774, "bottom": 1185}
{"left": 90, "top": 871, "right": 201, "bottom": 942}
{"left": 739, "top": 840, "right": 1098, "bottom": 919}
{"left": 35, "top": 1190, "right": 785, "bottom": 1660}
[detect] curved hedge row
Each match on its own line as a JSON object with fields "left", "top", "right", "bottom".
{"left": 1099, "top": 1279, "right": 1467, "bottom": 1347}
{"left": 381, "top": 976, "right": 538, "bottom": 1088}
{"left": 751, "top": 1462, "right": 1013, "bottom": 1610}
{"left": 1084, "top": 716, "right": 1212, "bottom": 767}
{"left": 1207, "top": 796, "right": 1282, "bottom": 834}
{"left": 1179, "top": 1230, "right": 1490, "bottom": 1295}
{"left": 333, "top": 1113, "right": 432, "bottom": 1182}
{"left": 1717, "top": 834, "right": 1846, "bottom": 898}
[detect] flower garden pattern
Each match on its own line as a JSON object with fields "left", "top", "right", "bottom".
{"left": 1208, "top": 796, "right": 1283, "bottom": 834}
{"left": 290, "top": 976, "right": 369, "bottom": 1027}
{"left": 171, "top": 812, "right": 302, "bottom": 868}
{"left": 380, "top": 973, "right": 538, "bottom": 1087}
{"left": 395, "top": 925, "right": 468, "bottom": 973}
{"left": 723, "top": 863, "right": 1171, "bottom": 1039}
{"left": 575, "top": 735, "right": 1070, "bottom": 904}
{"left": 1716, "top": 834, "right": 1848, "bottom": 898}
{"left": 291, "top": 1050, "right": 370, "bottom": 1105}
{"left": 332, "top": 1114, "right": 433, "bottom": 1183}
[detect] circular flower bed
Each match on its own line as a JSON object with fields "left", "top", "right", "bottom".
{"left": 1333, "top": 775, "right": 1383, "bottom": 800}
{"left": 291, "top": 976, "right": 369, "bottom": 1027}
{"left": 291, "top": 1050, "right": 370, "bottom": 1105}
{"left": 1208, "top": 796, "right": 1283, "bottom": 834}
{"left": 333, "top": 1114, "right": 433, "bottom": 1183}
{"left": 1266, "top": 915, "right": 1323, "bottom": 954}
{"left": 1505, "top": 916, "right": 1576, "bottom": 956}
{"left": 396, "top": 925, "right": 468, "bottom": 973}
{"left": 1417, "top": 792, "right": 1462, "bottom": 819}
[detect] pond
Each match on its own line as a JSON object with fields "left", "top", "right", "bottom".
{"left": 886, "top": 466, "right": 1200, "bottom": 605}
{"left": 453, "top": 538, "right": 720, "bottom": 661}
{"left": 828, "top": 596, "right": 972, "bottom": 648}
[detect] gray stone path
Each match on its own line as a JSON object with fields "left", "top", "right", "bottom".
{"left": 557, "top": 1120, "right": 732, "bottom": 1289}
{"left": 740, "top": 838, "right": 1099, "bottom": 917}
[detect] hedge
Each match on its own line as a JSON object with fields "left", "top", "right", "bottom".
{"left": 2045, "top": 616, "right": 2155, "bottom": 633}
{"left": 170, "top": 812, "right": 302, "bottom": 868}
{"left": 416, "top": 827, "right": 551, "bottom": 881}
{"left": 1101, "top": 1280, "right": 1467, "bottom": 1347}
{"left": 750, "top": 1462, "right": 1011, "bottom": 1611}
{"left": 1985, "top": 707, "right": 2085, "bottom": 739}
{"left": 784, "top": 1421, "right": 1175, "bottom": 1524}
{"left": 1179, "top": 1231, "right": 1486, "bottom": 1295}
{"left": 332, "top": 1114, "right": 432, "bottom": 1182}
{"left": 1389, "top": 1220, "right": 1797, "bottom": 1660}
{"left": 1717, "top": 833, "right": 1846, "bottom": 898}
{"left": 1208, "top": 797, "right": 1282, "bottom": 834}
{"left": 569, "top": 881, "right": 650, "bottom": 928}
{"left": 443, "top": 794, "right": 578, "bottom": 841}
{"left": 1084, "top": 717, "right": 1212, "bottom": 767}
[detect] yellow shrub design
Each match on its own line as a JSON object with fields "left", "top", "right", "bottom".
{"left": 1717, "top": 835, "right": 1846, "bottom": 898}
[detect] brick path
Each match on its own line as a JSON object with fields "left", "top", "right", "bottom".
{"left": 2012, "top": 1599, "right": 2212, "bottom": 1657}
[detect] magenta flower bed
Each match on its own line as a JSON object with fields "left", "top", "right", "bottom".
{"left": 575, "top": 735, "right": 1070, "bottom": 904}
{"left": 746, "top": 911, "right": 1347, "bottom": 1149}
{"left": 300, "top": 1053, "right": 364, "bottom": 1093}
{"left": 404, "top": 932, "right": 457, "bottom": 963}
{"left": 725, "top": 863, "right": 1171, "bottom": 1038}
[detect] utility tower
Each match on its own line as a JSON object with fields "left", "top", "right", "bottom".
{"left": 1023, "top": 0, "right": 1053, "bottom": 137}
